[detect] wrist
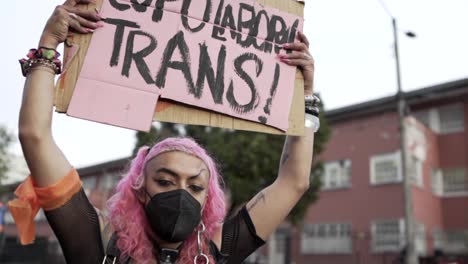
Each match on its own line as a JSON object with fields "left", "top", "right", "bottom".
{"left": 38, "top": 35, "right": 59, "bottom": 50}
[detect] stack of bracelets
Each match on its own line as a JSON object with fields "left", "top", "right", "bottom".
{"left": 305, "top": 94, "right": 321, "bottom": 132}
{"left": 19, "top": 47, "right": 62, "bottom": 77}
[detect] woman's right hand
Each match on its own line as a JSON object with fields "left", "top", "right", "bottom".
{"left": 39, "top": 0, "right": 102, "bottom": 49}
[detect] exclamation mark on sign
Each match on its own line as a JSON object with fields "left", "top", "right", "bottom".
{"left": 258, "top": 63, "right": 280, "bottom": 124}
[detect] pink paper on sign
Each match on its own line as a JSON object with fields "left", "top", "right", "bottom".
{"left": 68, "top": 77, "right": 158, "bottom": 131}
{"left": 68, "top": 0, "right": 303, "bottom": 131}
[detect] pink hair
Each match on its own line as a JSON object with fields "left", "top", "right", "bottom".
{"left": 107, "top": 137, "right": 226, "bottom": 263}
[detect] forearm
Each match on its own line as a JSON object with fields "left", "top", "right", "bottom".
{"left": 277, "top": 86, "right": 315, "bottom": 191}
{"left": 18, "top": 40, "right": 72, "bottom": 187}
{"left": 18, "top": 68, "right": 56, "bottom": 138}
{"left": 277, "top": 127, "right": 314, "bottom": 191}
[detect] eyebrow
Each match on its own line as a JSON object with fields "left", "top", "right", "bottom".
{"left": 155, "top": 167, "right": 206, "bottom": 180}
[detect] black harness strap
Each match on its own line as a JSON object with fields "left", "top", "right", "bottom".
{"left": 103, "top": 232, "right": 130, "bottom": 264}
{"left": 103, "top": 232, "right": 183, "bottom": 264}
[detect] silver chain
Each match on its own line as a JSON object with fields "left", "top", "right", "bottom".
{"left": 193, "top": 222, "right": 209, "bottom": 264}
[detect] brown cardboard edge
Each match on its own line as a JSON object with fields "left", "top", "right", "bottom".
{"left": 54, "top": 0, "right": 305, "bottom": 136}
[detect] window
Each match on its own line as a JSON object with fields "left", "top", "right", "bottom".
{"left": 444, "top": 230, "right": 468, "bottom": 254}
{"left": 443, "top": 168, "right": 468, "bottom": 194}
{"left": 432, "top": 168, "right": 468, "bottom": 196}
{"left": 322, "top": 160, "right": 351, "bottom": 189}
{"left": 412, "top": 104, "right": 464, "bottom": 134}
{"left": 301, "top": 223, "right": 352, "bottom": 254}
{"left": 432, "top": 229, "right": 468, "bottom": 254}
{"left": 371, "top": 219, "right": 405, "bottom": 252}
{"left": 438, "top": 104, "right": 464, "bottom": 134}
{"left": 370, "top": 152, "right": 402, "bottom": 184}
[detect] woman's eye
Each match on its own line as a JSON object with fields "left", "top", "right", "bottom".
{"left": 156, "top": 180, "right": 173, "bottom": 187}
{"left": 190, "top": 185, "right": 205, "bottom": 193}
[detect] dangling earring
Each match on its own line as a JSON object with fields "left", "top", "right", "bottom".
{"left": 193, "top": 222, "right": 209, "bottom": 264}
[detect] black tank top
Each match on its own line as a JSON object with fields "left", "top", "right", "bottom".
{"left": 45, "top": 189, "right": 265, "bottom": 263}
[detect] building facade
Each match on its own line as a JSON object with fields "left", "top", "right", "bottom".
{"left": 288, "top": 78, "right": 468, "bottom": 264}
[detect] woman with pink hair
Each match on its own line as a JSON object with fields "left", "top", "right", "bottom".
{"left": 9, "top": 0, "right": 318, "bottom": 263}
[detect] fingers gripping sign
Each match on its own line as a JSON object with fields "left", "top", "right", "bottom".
{"left": 63, "top": 0, "right": 96, "bottom": 7}
{"left": 278, "top": 31, "right": 314, "bottom": 92}
{"left": 40, "top": 0, "right": 102, "bottom": 49}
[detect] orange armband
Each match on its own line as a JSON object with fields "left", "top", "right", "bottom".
{"left": 7, "top": 169, "right": 82, "bottom": 245}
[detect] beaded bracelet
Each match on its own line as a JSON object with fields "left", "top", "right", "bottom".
{"left": 19, "top": 47, "right": 62, "bottom": 77}
{"left": 305, "top": 94, "right": 320, "bottom": 117}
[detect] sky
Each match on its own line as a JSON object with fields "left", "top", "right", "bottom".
{"left": 1, "top": 0, "right": 468, "bottom": 177}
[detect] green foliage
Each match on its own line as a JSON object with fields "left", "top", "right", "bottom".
{"left": 134, "top": 96, "right": 330, "bottom": 225}
{"left": 0, "top": 126, "right": 13, "bottom": 184}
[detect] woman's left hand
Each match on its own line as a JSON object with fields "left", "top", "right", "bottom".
{"left": 277, "top": 31, "right": 315, "bottom": 94}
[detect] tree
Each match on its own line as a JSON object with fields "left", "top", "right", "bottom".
{"left": 134, "top": 97, "right": 330, "bottom": 225}
{"left": 133, "top": 122, "right": 180, "bottom": 155}
{"left": 0, "top": 126, "right": 13, "bottom": 185}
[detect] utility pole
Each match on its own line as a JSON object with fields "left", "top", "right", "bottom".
{"left": 392, "top": 18, "right": 418, "bottom": 264}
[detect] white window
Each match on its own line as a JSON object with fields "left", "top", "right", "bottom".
{"left": 432, "top": 229, "right": 468, "bottom": 254}
{"left": 371, "top": 219, "right": 405, "bottom": 252}
{"left": 322, "top": 160, "right": 351, "bottom": 189}
{"left": 370, "top": 152, "right": 402, "bottom": 185}
{"left": 432, "top": 168, "right": 468, "bottom": 196}
{"left": 301, "top": 223, "right": 352, "bottom": 254}
{"left": 443, "top": 168, "right": 468, "bottom": 194}
{"left": 444, "top": 230, "right": 468, "bottom": 254}
{"left": 438, "top": 104, "right": 464, "bottom": 134}
{"left": 412, "top": 104, "right": 464, "bottom": 134}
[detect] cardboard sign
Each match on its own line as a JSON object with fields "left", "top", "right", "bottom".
{"left": 56, "top": 0, "right": 305, "bottom": 134}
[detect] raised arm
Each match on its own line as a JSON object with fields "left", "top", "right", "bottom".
{"left": 19, "top": 0, "right": 100, "bottom": 187}
{"left": 246, "top": 32, "right": 316, "bottom": 240}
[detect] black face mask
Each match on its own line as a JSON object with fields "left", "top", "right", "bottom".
{"left": 144, "top": 189, "right": 202, "bottom": 243}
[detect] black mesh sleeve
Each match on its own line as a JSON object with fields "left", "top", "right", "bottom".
{"left": 220, "top": 206, "right": 266, "bottom": 264}
{"left": 44, "top": 188, "right": 105, "bottom": 264}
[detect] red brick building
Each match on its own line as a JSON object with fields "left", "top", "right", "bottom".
{"left": 286, "top": 78, "right": 468, "bottom": 264}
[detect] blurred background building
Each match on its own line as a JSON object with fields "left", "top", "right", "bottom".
{"left": 292, "top": 78, "right": 468, "bottom": 264}
{"left": 1, "top": 78, "right": 468, "bottom": 263}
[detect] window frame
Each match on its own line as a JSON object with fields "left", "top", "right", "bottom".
{"left": 301, "top": 222, "right": 353, "bottom": 254}
{"left": 370, "top": 152, "right": 402, "bottom": 185}
{"left": 371, "top": 219, "right": 405, "bottom": 253}
{"left": 322, "top": 160, "right": 352, "bottom": 190}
